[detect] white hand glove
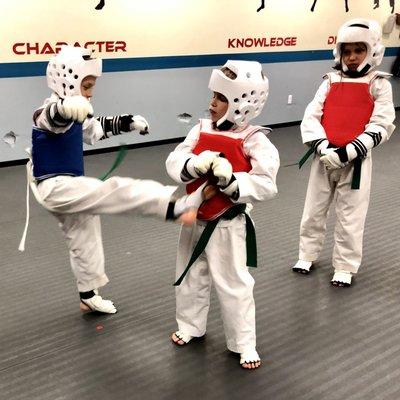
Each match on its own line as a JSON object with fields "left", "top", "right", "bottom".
{"left": 211, "top": 156, "right": 233, "bottom": 187}
{"left": 345, "top": 143, "right": 358, "bottom": 162}
{"left": 320, "top": 151, "right": 347, "bottom": 170}
{"left": 220, "top": 176, "right": 238, "bottom": 198}
{"left": 314, "top": 139, "right": 330, "bottom": 155}
{"left": 56, "top": 96, "right": 93, "bottom": 123}
{"left": 186, "top": 150, "right": 220, "bottom": 178}
{"left": 320, "top": 147, "right": 336, "bottom": 157}
{"left": 129, "top": 115, "right": 149, "bottom": 135}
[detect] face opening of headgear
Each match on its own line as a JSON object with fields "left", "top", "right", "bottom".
{"left": 46, "top": 45, "right": 102, "bottom": 99}
{"left": 333, "top": 18, "right": 385, "bottom": 77}
{"left": 208, "top": 60, "right": 269, "bottom": 128}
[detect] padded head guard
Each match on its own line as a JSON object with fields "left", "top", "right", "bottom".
{"left": 333, "top": 19, "right": 384, "bottom": 75}
{"left": 46, "top": 45, "right": 102, "bottom": 98}
{"left": 208, "top": 60, "right": 269, "bottom": 128}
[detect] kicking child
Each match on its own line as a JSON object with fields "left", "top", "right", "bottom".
{"left": 22, "top": 45, "right": 211, "bottom": 314}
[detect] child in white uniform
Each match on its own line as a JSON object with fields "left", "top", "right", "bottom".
{"left": 26, "top": 46, "right": 208, "bottom": 314}
{"left": 166, "top": 60, "right": 279, "bottom": 369}
{"left": 292, "top": 19, "right": 395, "bottom": 286}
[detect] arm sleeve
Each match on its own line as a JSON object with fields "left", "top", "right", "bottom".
{"left": 233, "top": 131, "right": 280, "bottom": 203}
{"left": 83, "top": 114, "right": 138, "bottom": 145}
{"left": 34, "top": 102, "right": 73, "bottom": 134}
{"left": 300, "top": 78, "right": 330, "bottom": 144}
{"left": 165, "top": 124, "right": 200, "bottom": 183}
{"left": 96, "top": 115, "right": 133, "bottom": 138}
{"left": 34, "top": 103, "right": 105, "bottom": 145}
{"left": 82, "top": 118, "right": 106, "bottom": 145}
{"left": 347, "top": 77, "right": 396, "bottom": 158}
{"left": 365, "top": 77, "right": 395, "bottom": 142}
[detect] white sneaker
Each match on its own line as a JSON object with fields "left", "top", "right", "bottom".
{"left": 80, "top": 294, "right": 117, "bottom": 314}
{"left": 292, "top": 260, "right": 313, "bottom": 274}
{"left": 331, "top": 271, "right": 352, "bottom": 287}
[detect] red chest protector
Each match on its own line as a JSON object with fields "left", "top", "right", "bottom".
{"left": 187, "top": 122, "right": 259, "bottom": 221}
{"left": 321, "top": 78, "right": 374, "bottom": 147}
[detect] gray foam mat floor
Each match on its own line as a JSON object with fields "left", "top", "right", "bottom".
{"left": 1, "top": 118, "right": 400, "bottom": 400}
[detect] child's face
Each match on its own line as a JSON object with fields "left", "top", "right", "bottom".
{"left": 209, "top": 92, "right": 229, "bottom": 123}
{"left": 342, "top": 42, "right": 367, "bottom": 71}
{"left": 80, "top": 76, "right": 97, "bottom": 99}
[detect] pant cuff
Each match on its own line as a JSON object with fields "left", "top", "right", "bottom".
{"left": 298, "top": 251, "right": 319, "bottom": 262}
{"left": 333, "top": 265, "right": 359, "bottom": 274}
{"left": 176, "top": 321, "right": 206, "bottom": 338}
{"left": 227, "top": 342, "right": 257, "bottom": 354}
{"left": 77, "top": 274, "right": 109, "bottom": 292}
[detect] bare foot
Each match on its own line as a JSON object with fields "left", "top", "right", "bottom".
{"left": 171, "top": 332, "right": 186, "bottom": 345}
{"left": 240, "top": 350, "right": 261, "bottom": 370}
{"left": 241, "top": 360, "right": 261, "bottom": 369}
{"left": 171, "top": 331, "right": 192, "bottom": 345}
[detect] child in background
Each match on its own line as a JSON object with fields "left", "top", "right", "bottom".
{"left": 25, "top": 45, "right": 209, "bottom": 314}
{"left": 292, "top": 19, "right": 395, "bottom": 286}
{"left": 166, "top": 60, "right": 279, "bottom": 369}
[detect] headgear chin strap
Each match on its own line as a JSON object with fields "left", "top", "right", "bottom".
{"left": 343, "top": 64, "right": 371, "bottom": 78}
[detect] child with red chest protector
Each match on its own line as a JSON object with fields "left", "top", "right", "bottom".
{"left": 166, "top": 60, "right": 279, "bottom": 369}
{"left": 292, "top": 19, "right": 395, "bottom": 287}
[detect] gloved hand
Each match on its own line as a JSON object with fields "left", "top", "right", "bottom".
{"left": 129, "top": 115, "right": 149, "bottom": 135}
{"left": 211, "top": 156, "right": 233, "bottom": 187}
{"left": 186, "top": 150, "right": 220, "bottom": 178}
{"left": 312, "top": 139, "right": 330, "bottom": 155}
{"left": 220, "top": 175, "right": 239, "bottom": 198}
{"left": 56, "top": 96, "right": 93, "bottom": 123}
{"left": 320, "top": 150, "right": 347, "bottom": 170}
{"left": 320, "top": 142, "right": 360, "bottom": 170}
{"left": 342, "top": 143, "right": 358, "bottom": 162}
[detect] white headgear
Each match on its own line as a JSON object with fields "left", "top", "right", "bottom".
{"left": 333, "top": 19, "right": 384, "bottom": 74}
{"left": 46, "top": 45, "right": 102, "bottom": 98}
{"left": 208, "top": 60, "right": 269, "bottom": 128}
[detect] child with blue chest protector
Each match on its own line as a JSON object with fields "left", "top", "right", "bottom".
{"left": 23, "top": 46, "right": 209, "bottom": 314}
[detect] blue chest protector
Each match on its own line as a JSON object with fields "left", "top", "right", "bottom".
{"left": 32, "top": 123, "right": 84, "bottom": 180}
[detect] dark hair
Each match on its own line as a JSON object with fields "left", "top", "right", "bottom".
{"left": 221, "top": 67, "right": 237, "bottom": 80}
{"left": 333, "top": 42, "right": 367, "bottom": 71}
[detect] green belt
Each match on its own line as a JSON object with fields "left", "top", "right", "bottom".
{"left": 173, "top": 203, "right": 257, "bottom": 286}
{"left": 98, "top": 145, "right": 128, "bottom": 181}
{"left": 350, "top": 158, "right": 361, "bottom": 190}
{"left": 298, "top": 147, "right": 314, "bottom": 169}
{"left": 298, "top": 148, "right": 362, "bottom": 190}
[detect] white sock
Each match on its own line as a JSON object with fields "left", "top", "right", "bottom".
{"left": 293, "top": 260, "right": 312, "bottom": 271}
